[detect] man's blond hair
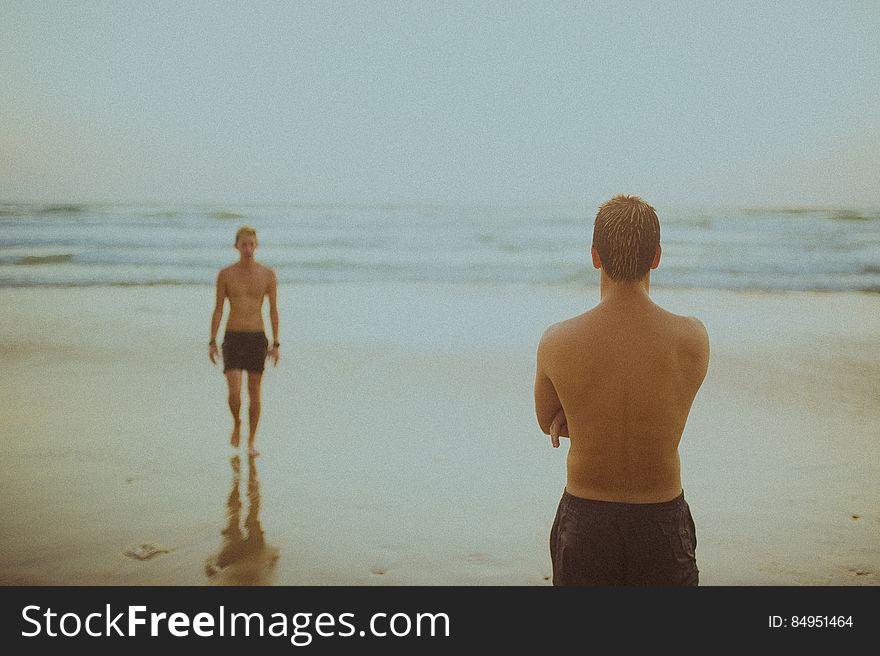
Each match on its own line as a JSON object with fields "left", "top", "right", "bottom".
{"left": 592, "top": 195, "right": 660, "bottom": 281}
{"left": 235, "top": 225, "right": 258, "bottom": 245}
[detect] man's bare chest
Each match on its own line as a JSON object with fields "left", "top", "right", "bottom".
{"left": 227, "top": 274, "right": 267, "bottom": 300}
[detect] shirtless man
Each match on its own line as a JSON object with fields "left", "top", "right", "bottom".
{"left": 209, "top": 226, "right": 280, "bottom": 456}
{"left": 534, "top": 195, "right": 709, "bottom": 585}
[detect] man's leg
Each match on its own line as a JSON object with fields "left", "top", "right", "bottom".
{"left": 246, "top": 371, "right": 263, "bottom": 456}
{"left": 225, "top": 369, "right": 243, "bottom": 447}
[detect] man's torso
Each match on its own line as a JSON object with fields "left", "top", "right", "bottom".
{"left": 545, "top": 299, "right": 708, "bottom": 503}
{"left": 222, "top": 262, "right": 273, "bottom": 332}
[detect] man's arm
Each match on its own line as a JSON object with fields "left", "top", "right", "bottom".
{"left": 209, "top": 270, "right": 226, "bottom": 364}
{"left": 535, "top": 331, "right": 565, "bottom": 446}
{"left": 691, "top": 317, "right": 710, "bottom": 383}
{"left": 267, "top": 269, "right": 280, "bottom": 366}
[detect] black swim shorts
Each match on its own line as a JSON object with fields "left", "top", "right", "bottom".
{"left": 222, "top": 331, "right": 268, "bottom": 373}
{"left": 550, "top": 489, "right": 699, "bottom": 586}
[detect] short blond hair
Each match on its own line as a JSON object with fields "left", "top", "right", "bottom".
{"left": 234, "top": 225, "right": 257, "bottom": 245}
{"left": 592, "top": 195, "right": 660, "bottom": 281}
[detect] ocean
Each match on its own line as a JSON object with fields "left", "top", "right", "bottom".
{"left": 1, "top": 202, "right": 878, "bottom": 292}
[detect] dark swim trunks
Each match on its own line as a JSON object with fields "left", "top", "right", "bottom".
{"left": 550, "top": 489, "right": 699, "bottom": 586}
{"left": 222, "top": 331, "right": 268, "bottom": 373}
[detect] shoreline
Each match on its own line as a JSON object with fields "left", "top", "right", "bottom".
{"left": 2, "top": 281, "right": 879, "bottom": 294}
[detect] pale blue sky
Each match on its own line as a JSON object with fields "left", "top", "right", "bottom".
{"left": 2, "top": 1, "right": 878, "bottom": 207}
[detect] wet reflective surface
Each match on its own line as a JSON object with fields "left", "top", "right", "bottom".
{"left": 205, "top": 455, "right": 279, "bottom": 585}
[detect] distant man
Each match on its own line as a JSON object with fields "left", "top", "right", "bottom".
{"left": 209, "top": 226, "right": 280, "bottom": 456}
{"left": 534, "top": 195, "right": 709, "bottom": 585}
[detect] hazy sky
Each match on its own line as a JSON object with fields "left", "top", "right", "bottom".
{"left": 2, "top": 1, "right": 878, "bottom": 207}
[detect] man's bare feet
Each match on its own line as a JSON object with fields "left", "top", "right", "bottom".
{"left": 230, "top": 421, "right": 241, "bottom": 448}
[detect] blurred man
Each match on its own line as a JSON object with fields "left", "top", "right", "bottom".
{"left": 209, "top": 226, "right": 280, "bottom": 456}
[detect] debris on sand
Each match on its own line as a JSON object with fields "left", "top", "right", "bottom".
{"left": 124, "top": 544, "right": 169, "bottom": 560}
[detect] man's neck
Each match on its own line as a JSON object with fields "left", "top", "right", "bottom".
{"left": 238, "top": 256, "right": 256, "bottom": 268}
{"left": 599, "top": 272, "right": 651, "bottom": 303}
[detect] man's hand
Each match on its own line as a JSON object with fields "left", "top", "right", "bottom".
{"left": 209, "top": 343, "right": 219, "bottom": 365}
{"left": 268, "top": 345, "right": 280, "bottom": 366}
{"left": 549, "top": 407, "right": 568, "bottom": 448}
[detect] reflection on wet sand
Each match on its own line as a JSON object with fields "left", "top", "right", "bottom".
{"left": 205, "top": 454, "right": 279, "bottom": 585}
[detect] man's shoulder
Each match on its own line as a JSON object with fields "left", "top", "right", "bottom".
{"left": 672, "top": 312, "right": 708, "bottom": 342}
{"left": 540, "top": 316, "right": 573, "bottom": 343}
{"left": 654, "top": 303, "right": 706, "bottom": 334}
{"left": 539, "top": 312, "right": 594, "bottom": 351}
{"left": 658, "top": 309, "right": 709, "bottom": 356}
{"left": 684, "top": 314, "right": 708, "bottom": 336}
{"left": 253, "top": 261, "right": 276, "bottom": 278}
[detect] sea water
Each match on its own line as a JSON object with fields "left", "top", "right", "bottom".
{"left": 1, "top": 202, "right": 878, "bottom": 292}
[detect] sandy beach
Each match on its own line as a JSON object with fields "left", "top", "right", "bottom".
{"left": 0, "top": 283, "right": 877, "bottom": 585}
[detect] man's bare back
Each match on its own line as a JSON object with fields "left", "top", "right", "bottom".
{"left": 536, "top": 291, "right": 708, "bottom": 503}
{"left": 537, "top": 195, "right": 707, "bottom": 585}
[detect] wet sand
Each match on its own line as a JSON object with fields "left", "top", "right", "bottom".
{"left": 0, "top": 283, "right": 878, "bottom": 585}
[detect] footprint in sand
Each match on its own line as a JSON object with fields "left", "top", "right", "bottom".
{"left": 847, "top": 568, "right": 870, "bottom": 577}
{"left": 370, "top": 566, "right": 386, "bottom": 576}
{"left": 850, "top": 514, "right": 861, "bottom": 520}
